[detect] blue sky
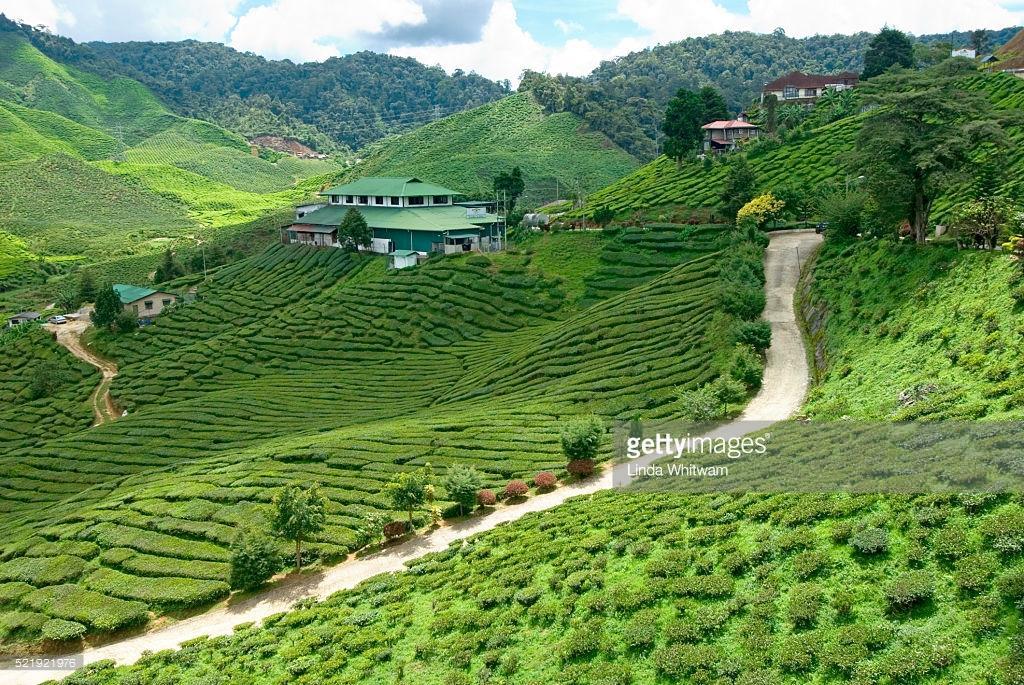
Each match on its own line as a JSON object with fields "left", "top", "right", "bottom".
{"left": 2, "top": 0, "right": 1022, "bottom": 85}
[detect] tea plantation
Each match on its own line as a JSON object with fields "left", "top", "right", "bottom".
{"left": 62, "top": 491, "right": 1024, "bottom": 685}
{"left": 580, "top": 72, "right": 1024, "bottom": 221}
{"left": 0, "top": 225, "right": 765, "bottom": 644}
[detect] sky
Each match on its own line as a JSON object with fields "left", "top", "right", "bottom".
{"left": 2, "top": 0, "right": 1023, "bottom": 85}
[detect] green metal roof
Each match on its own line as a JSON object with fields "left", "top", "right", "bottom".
{"left": 389, "top": 250, "right": 418, "bottom": 257}
{"left": 298, "top": 205, "right": 492, "bottom": 232}
{"left": 113, "top": 283, "right": 159, "bottom": 304}
{"left": 320, "top": 177, "right": 460, "bottom": 198}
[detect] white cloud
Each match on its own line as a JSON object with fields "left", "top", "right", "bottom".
{"left": 391, "top": 1, "right": 625, "bottom": 85}
{"left": 554, "top": 18, "right": 583, "bottom": 35}
{"left": 0, "top": 0, "right": 74, "bottom": 31}
{"left": 615, "top": 0, "right": 1024, "bottom": 43}
{"left": 228, "top": 0, "right": 427, "bottom": 62}
{"left": 27, "top": 0, "right": 241, "bottom": 43}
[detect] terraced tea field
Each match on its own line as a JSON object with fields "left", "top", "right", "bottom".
{"left": 59, "top": 490, "right": 1024, "bottom": 685}
{"left": 0, "top": 226, "right": 764, "bottom": 645}
{"left": 581, "top": 72, "right": 1024, "bottom": 220}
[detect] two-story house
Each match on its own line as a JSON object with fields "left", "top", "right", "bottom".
{"left": 761, "top": 71, "right": 859, "bottom": 105}
{"left": 701, "top": 114, "right": 761, "bottom": 153}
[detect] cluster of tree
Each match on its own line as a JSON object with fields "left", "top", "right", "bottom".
{"left": 661, "top": 86, "right": 728, "bottom": 162}
{"left": 0, "top": 17, "right": 509, "bottom": 152}
{"left": 493, "top": 167, "right": 525, "bottom": 213}
{"left": 90, "top": 282, "right": 137, "bottom": 334}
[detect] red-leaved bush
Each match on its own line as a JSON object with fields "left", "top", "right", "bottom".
{"left": 566, "top": 459, "right": 596, "bottom": 478}
{"left": 504, "top": 480, "right": 529, "bottom": 499}
{"left": 533, "top": 471, "right": 557, "bottom": 491}
{"left": 383, "top": 521, "right": 408, "bottom": 539}
{"left": 476, "top": 489, "right": 497, "bottom": 507}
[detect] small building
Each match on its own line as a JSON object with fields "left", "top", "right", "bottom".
{"left": 8, "top": 311, "right": 39, "bottom": 327}
{"left": 702, "top": 118, "right": 760, "bottom": 153}
{"left": 387, "top": 250, "right": 419, "bottom": 270}
{"left": 113, "top": 284, "right": 177, "bottom": 319}
{"left": 284, "top": 177, "right": 501, "bottom": 255}
{"left": 761, "top": 71, "right": 859, "bottom": 104}
{"left": 951, "top": 47, "right": 977, "bottom": 59}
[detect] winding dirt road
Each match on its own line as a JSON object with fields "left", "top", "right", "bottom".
{"left": 45, "top": 317, "right": 119, "bottom": 425}
{"left": 7, "top": 230, "right": 821, "bottom": 685}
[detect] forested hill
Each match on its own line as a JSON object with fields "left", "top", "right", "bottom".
{"left": 0, "top": 15, "right": 509, "bottom": 153}
{"left": 522, "top": 27, "right": 1022, "bottom": 159}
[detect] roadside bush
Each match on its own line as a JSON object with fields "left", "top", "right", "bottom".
{"left": 885, "top": 571, "right": 935, "bottom": 611}
{"left": 533, "top": 471, "right": 557, "bottom": 491}
{"left": 560, "top": 416, "right": 604, "bottom": 461}
{"left": 678, "top": 384, "right": 726, "bottom": 422}
{"left": 850, "top": 527, "right": 889, "bottom": 555}
{"left": 229, "top": 528, "right": 280, "bottom": 591}
{"left": 566, "top": 459, "right": 595, "bottom": 478}
{"left": 503, "top": 480, "right": 529, "bottom": 499}
{"left": 730, "top": 344, "right": 763, "bottom": 388}
{"left": 40, "top": 618, "right": 87, "bottom": 642}
{"left": 736, "top": 319, "right": 772, "bottom": 352}
{"left": 712, "top": 376, "right": 747, "bottom": 407}
{"left": 383, "top": 521, "right": 409, "bottom": 539}
{"left": 476, "top": 489, "right": 497, "bottom": 507}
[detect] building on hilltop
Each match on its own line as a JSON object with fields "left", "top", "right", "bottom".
{"left": 7, "top": 311, "right": 39, "bottom": 327}
{"left": 284, "top": 177, "right": 502, "bottom": 265}
{"left": 951, "top": 47, "right": 977, "bottom": 59}
{"left": 701, "top": 114, "right": 761, "bottom": 154}
{"left": 760, "top": 71, "right": 859, "bottom": 105}
{"left": 113, "top": 284, "right": 177, "bottom": 320}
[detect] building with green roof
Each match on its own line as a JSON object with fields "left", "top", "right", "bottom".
{"left": 285, "top": 176, "right": 501, "bottom": 259}
{"left": 113, "top": 284, "right": 178, "bottom": 319}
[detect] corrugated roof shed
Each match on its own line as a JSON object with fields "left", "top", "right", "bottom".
{"left": 113, "top": 284, "right": 158, "bottom": 304}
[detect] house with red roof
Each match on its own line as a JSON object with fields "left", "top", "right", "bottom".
{"left": 701, "top": 113, "right": 761, "bottom": 153}
{"left": 761, "top": 70, "right": 859, "bottom": 105}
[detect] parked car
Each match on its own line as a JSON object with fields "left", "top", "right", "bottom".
{"left": 815, "top": 222, "right": 829, "bottom": 234}
{"left": 47, "top": 315, "right": 67, "bottom": 324}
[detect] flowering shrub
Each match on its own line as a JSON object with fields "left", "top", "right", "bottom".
{"left": 503, "top": 480, "right": 529, "bottom": 499}
{"left": 476, "top": 489, "right": 497, "bottom": 507}
{"left": 737, "top": 192, "right": 785, "bottom": 229}
{"left": 533, "top": 471, "right": 557, "bottom": 491}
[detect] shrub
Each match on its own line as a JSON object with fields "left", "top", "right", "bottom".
{"left": 791, "top": 550, "right": 829, "bottom": 580}
{"left": 383, "top": 521, "right": 409, "bottom": 539}
{"left": 513, "top": 586, "right": 542, "bottom": 607}
{"left": 533, "top": 471, "right": 557, "bottom": 491}
{"left": 933, "top": 524, "right": 973, "bottom": 560}
{"left": 560, "top": 619, "right": 603, "bottom": 659}
{"left": 623, "top": 609, "right": 659, "bottom": 650}
{"left": 711, "top": 375, "right": 747, "bottom": 406}
{"left": 566, "top": 459, "right": 595, "bottom": 478}
{"left": 954, "top": 553, "right": 998, "bottom": 593}
{"left": 996, "top": 567, "right": 1024, "bottom": 604}
{"left": 730, "top": 344, "right": 763, "bottom": 388}
{"left": 736, "top": 319, "right": 772, "bottom": 352}
{"left": 476, "top": 489, "right": 497, "bottom": 507}
{"left": 850, "top": 527, "right": 889, "bottom": 555}
{"left": 21, "top": 584, "right": 148, "bottom": 632}
{"left": 885, "top": 571, "right": 935, "bottom": 611}
{"left": 41, "top": 618, "right": 87, "bottom": 642}
{"left": 503, "top": 480, "right": 529, "bottom": 499}
{"left": 229, "top": 528, "right": 280, "bottom": 591}
{"left": 678, "top": 384, "right": 726, "bottom": 422}
{"left": 0, "top": 555, "right": 87, "bottom": 586}
{"left": 788, "top": 583, "right": 822, "bottom": 628}
{"left": 443, "top": 464, "right": 484, "bottom": 516}
{"left": 560, "top": 415, "right": 604, "bottom": 461}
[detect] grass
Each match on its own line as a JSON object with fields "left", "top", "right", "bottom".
{"left": 0, "top": 226, "right": 765, "bottom": 644}
{"left": 58, "top": 490, "right": 1024, "bottom": 685}
{"left": 579, "top": 71, "right": 1024, "bottom": 222}
{"left": 800, "top": 239, "right": 1024, "bottom": 420}
{"left": 346, "top": 92, "right": 639, "bottom": 205}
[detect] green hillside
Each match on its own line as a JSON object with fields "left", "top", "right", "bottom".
{"left": 347, "top": 93, "right": 639, "bottom": 206}
{"left": 0, "top": 29, "right": 341, "bottom": 302}
{"left": 0, "top": 226, "right": 765, "bottom": 644}
{"left": 64, "top": 490, "right": 1024, "bottom": 685}
{"left": 580, "top": 71, "right": 1024, "bottom": 221}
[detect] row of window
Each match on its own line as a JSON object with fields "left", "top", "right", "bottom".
{"left": 328, "top": 195, "right": 451, "bottom": 206}
{"left": 132, "top": 298, "right": 173, "bottom": 313}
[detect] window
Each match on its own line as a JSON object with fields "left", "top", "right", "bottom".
{"left": 162, "top": 299, "right": 171, "bottom": 307}
{"left": 346, "top": 195, "right": 354, "bottom": 204}
{"left": 432, "top": 195, "right": 450, "bottom": 204}
{"left": 783, "top": 86, "right": 798, "bottom": 99}
{"left": 329, "top": 195, "right": 339, "bottom": 204}
{"left": 375, "top": 196, "right": 385, "bottom": 205}
{"left": 359, "top": 196, "right": 369, "bottom": 204}
{"left": 804, "top": 88, "right": 817, "bottom": 97}
{"left": 390, "top": 196, "right": 400, "bottom": 205}
{"left": 408, "top": 196, "right": 425, "bottom": 206}
{"left": 144, "top": 301, "right": 153, "bottom": 311}
{"left": 287, "top": 230, "right": 297, "bottom": 242}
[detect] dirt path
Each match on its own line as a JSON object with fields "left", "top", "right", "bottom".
{"left": 7, "top": 231, "right": 821, "bottom": 685}
{"left": 45, "top": 317, "right": 119, "bottom": 425}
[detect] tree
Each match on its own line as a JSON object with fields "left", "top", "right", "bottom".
{"left": 737, "top": 193, "right": 785, "bottom": 229}
{"left": 762, "top": 93, "right": 778, "bottom": 134}
{"left": 592, "top": 206, "right": 615, "bottom": 227}
{"left": 443, "top": 464, "right": 483, "bottom": 516}
{"left": 852, "top": 62, "right": 1010, "bottom": 243}
{"left": 29, "top": 359, "right": 70, "bottom": 400}
{"left": 91, "top": 283, "right": 122, "bottom": 329}
{"left": 385, "top": 468, "right": 430, "bottom": 524}
{"left": 493, "top": 167, "right": 525, "bottom": 213}
{"left": 338, "top": 208, "right": 371, "bottom": 251}
{"left": 76, "top": 270, "right": 96, "bottom": 304}
{"left": 153, "top": 249, "right": 183, "bottom": 284}
{"left": 55, "top": 282, "right": 80, "bottom": 313}
{"left": 950, "top": 196, "right": 1014, "bottom": 249}
{"left": 229, "top": 528, "right": 280, "bottom": 590}
{"left": 560, "top": 415, "right": 604, "bottom": 465}
{"left": 699, "top": 86, "right": 728, "bottom": 122}
{"left": 720, "top": 156, "right": 757, "bottom": 222}
{"left": 662, "top": 88, "right": 705, "bottom": 163}
{"left": 971, "top": 29, "right": 989, "bottom": 55}
{"left": 268, "top": 483, "right": 327, "bottom": 572}
{"left": 773, "top": 184, "right": 810, "bottom": 225}
{"left": 862, "top": 27, "right": 915, "bottom": 79}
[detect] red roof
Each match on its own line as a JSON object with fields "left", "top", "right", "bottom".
{"left": 702, "top": 120, "right": 760, "bottom": 130}
{"left": 762, "top": 70, "right": 859, "bottom": 92}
